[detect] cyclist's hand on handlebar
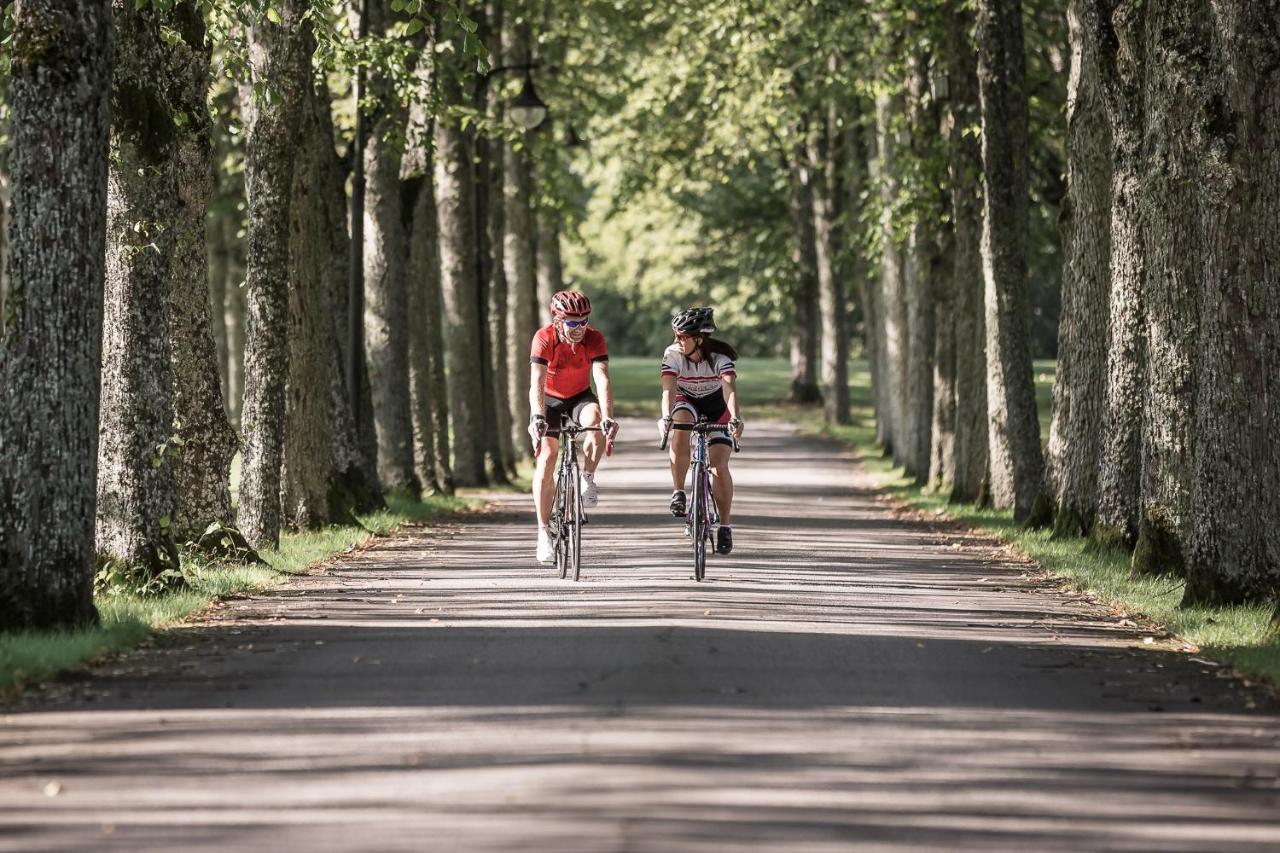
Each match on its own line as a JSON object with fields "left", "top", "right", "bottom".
{"left": 658, "top": 416, "right": 672, "bottom": 442}
{"left": 529, "top": 414, "right": 547, "bottom": 449}
{"left": 728, "top": 417, "right": 745, "bottom": 439}
{"left": 600, "top": 417, "right": 619, "bottom": 439}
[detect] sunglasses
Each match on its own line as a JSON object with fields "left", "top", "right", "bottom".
{"left": 562, "top": 318, "right": 590, "bottom": 328}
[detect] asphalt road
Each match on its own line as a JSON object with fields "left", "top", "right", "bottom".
{"left": 3, "top": 419, "right": 1279, "bottom": 851}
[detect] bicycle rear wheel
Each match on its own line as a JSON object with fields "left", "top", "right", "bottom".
{"left": 691, "top": 465, "right": 706, "bottom": 582}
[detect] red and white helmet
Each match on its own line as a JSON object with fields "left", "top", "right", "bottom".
{"left": 550, "top": 290, "right": 591, "bottom": 318}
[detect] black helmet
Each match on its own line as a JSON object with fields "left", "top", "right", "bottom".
{"left": 672, "top": 307, "right": 716, "bottom": 335}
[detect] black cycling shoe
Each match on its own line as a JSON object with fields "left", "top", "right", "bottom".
{"left": 669, "top": 490, "right": 687, "bottom": 517}
{"left": 716, "top": 526, "right": 733, "bottom": 555}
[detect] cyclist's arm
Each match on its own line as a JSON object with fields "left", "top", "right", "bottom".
{"left": 591, "top": 360, "right": 614, "bottom": 420}
{"left": 723, "top": 373, "right": 742, "bottom": 421}
{"left": 660, "top": 374, "right": 678, "bottom": 419}
{"left": 529, "top": 362, "right": 548, "bottom": 419}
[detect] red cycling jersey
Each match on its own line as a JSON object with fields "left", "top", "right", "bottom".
{"left": 530, "top": 324, "right": 609, "bottom": 399}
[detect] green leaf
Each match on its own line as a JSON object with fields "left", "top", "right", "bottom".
{"left": 405, "top": 18, "right": 423, "bottom": 36}
{"left": 266, "top": 7, "right": 280, "bottom": 24}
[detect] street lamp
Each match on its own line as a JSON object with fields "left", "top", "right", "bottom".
{"left": 507, "top": 71, "right": 548, "bottom": 131}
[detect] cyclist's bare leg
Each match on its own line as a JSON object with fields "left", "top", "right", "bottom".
{"left": 578, "top": 402, "right": 604, "bottom": 474}
{"left": 709, "top": 443, "right": 733, "bottom": 524}
{"left": 669, "top": 408, "right": 695, "bottom": 489}
{"left": 533, "top": 436, "right": 559, "bottom": 527}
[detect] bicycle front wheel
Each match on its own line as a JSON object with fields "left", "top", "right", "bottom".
{"left": 554, "top": 487, "right": 568, "bottom": 580}
{"left": 571, "top": 470, "right": 583, "bottom": 582}
{"left": 691, "top": 466, "right": 706, "bottom": 582}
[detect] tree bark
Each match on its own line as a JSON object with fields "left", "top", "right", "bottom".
{"left": 482, "top": 2, "right": 515, "bottom": 479}
{"left": 0, "top": 0, "right": 112, "bottom": 629}
{"left": 874, "top": 91, "right": 908, "bottom": 454}
{"left": 1049, "top": 0, "right": 1112, "bottom": 538}
{"left": 402, "top": 34, "right": 453, "bottom": 497}
{"left": 504, "top": 17, "right": 539, "bottom": 459}
{"left": 281, "top": 60, "right": 366, "bottom": 528}
{"left": 207, "top": 211, "right": 230, "bottom": 408}
{"left": 1183, "top": 0, "right": 1280, "bottom": 605}
{"left": 1130, "top": 0, "right": 1211, "bottom": 576}
{"left": 1091, "top": 0, "right": 1147, "bottom": 550}
{"left": 224, "top": 212, "right": 246, "bottom": 429}
{"left": 364, "top": 112, "right": 418, "bottom": 495}
{"left": 235, "top": 0, "right": 309, "bottom": 548}
{"left": 810, "top": 96, "right": 851, "bottom": 426}
{"left": 98, "top": 0, "right": 182, "bottom": 581}
{"left": 975, "top": 0, "right": 1048, "bottom": 523}
{"left": 945, "top": 0, "right": 990, "bottom": 504}
{"left": 904, "top": 58, "right": 939, "bottom": 480}
{"left": 787, "top": 137, "right": 822, "bottom": 406}
{"left": 435, "top": 29, "right": 487, "bottom": 487}
{"left": 929, "top": 219, "right": 958, "bottom": 492}
{"left": 165, "top": 1, "right": 238, "bottom": 544}
{"left": 535, "top": 208, "right": 563, "bottom": 328}
{"left": 0, "top": 164, "right": 10, "bottom": 328}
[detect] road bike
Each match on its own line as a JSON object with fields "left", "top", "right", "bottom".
{"left": 660, "top": 416, "right": 739, "bottom": 582}
{"left": 544, "top": 416, "right": 611, "bottom": 582}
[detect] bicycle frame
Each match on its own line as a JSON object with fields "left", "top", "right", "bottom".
{"left": 547, "top": 417, "right": 610, "bottom": 582}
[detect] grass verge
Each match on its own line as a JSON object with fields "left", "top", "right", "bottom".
{"left": 0, "top": 493, "right": 475, "bottom": 695}
{"left": 611, "top": 354, "right": 1279, "bottom": 684}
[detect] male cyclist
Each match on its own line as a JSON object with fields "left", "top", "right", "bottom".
{"left": 528, "top": 290, "right": 618, "bottom": 564}
{"left": 659, "top": 307, "right": 744, "bottom": 555}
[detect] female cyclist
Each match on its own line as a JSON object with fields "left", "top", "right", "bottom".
{"left": 658, "top": 307, "right": 744, "bottom": 555}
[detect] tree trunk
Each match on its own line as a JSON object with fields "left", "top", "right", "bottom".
{"left": 0, "top": 165, "right": 10, "bottom": 329}
{"left": 165, "top": 1, "right": 238, "bottom": 544}
{"left": 535, "top": 210, "right": 563, "bottom": 328}
{"left": 904, "top": 58, "right": 939, "bottom": 480}
{"left": 975, "top": 0, "right": 1048, "bottom": 523}
{"left": 208, "top": 211, "right": 230, "bottom": 406}
{"left": 929, "top": 220, "right": 958, "bottom": 493}
{"left": 364, "top": 98, "right": 418, "bottom": 495}
{"left": 281, "top": 63, "right": 364, "bottom": 529}
{"left": 98, "top": 0, "right": 182, "bottom": 582}
{"left": 1049, "top": 0, "right": 1112, "bottom": 538}
{"left": 406, "top": 162, "right": 451, "bottom": 496}
{"left": 1130, "top": 0, "right": 1210, "bottom": 576}
{"left": 1091, "top": 0, "right": 1147, "bottom": 550}
{"left": 403, "top": 36, "right": 452, "bottom": 497}
{"left": 810, "top": 96, "right": 851, "bottom": 426}
{"left": 235, "top": 1, "right": 309, "bottom": 549}
{"left": 787, "top": 138, "right": 822, "bottom": 406}
{"left": 435, "top": 32, "right": 487, "bottom": 487}
{"left": 0, "top": 0, "right": 112, "bottom": 629}
{"left": 481, "top": 18, "right": 517, "bottom": 479}
{"left": 1182, "top": 0, "right": 1280, "bottom": 605}
{"left": 504, "top": 19, "right": 539, "bottom": 459}
{"left": 874, "top": 91, "right": 908, "bottom": 454}
{"left": 945, "top": 0, "right": 990, "bottom": 504}
{"left": 224, "top": 222, "right": 246, "bottom": 429}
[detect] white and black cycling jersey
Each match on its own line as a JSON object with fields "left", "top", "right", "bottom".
{"left": 660, "top": 345, "right": 737, "bottom": 398}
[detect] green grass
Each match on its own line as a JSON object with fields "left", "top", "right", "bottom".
{"left": 0, "top": 493, "right": 474, "bottom": 694}
{"left": 612, "top": 354, "right": 1280, "bottom": 684}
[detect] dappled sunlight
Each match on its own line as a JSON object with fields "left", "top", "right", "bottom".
{"left": 5, "top": 703, "right": 1280, "bottom": 851}
{"left": 3, "top": 418, "right": 1277, "bottom": 850}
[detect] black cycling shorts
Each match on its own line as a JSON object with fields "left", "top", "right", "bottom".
{"left": 544, "top": 388, "right": 599, "bottom": 438}
{"left": 673, "top": 388, "right": 733, "bottom": 447}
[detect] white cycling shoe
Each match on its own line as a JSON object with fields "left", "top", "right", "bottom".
{"left": 580, "top": 472, "right": 599, "bottom": 508}
{"left": 536, "top": 528, "right": 554, "bottom": 564}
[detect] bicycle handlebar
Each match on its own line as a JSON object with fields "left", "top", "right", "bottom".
{"left": 537, "top": 421, "right": 614, "bottom": 457}
{"left": 659, "top": 419, "right": 741, "bottom": 453}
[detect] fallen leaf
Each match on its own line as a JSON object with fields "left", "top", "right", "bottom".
{"left": 43, "top": 781, "right": 61, "bottom": 797}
